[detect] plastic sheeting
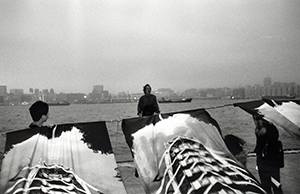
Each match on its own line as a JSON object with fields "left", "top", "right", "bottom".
{"left": 234, "top": 99, "right": 300, "bottom": 137}
{"left": 122, "top": 109, "right": 265, "bottom": 194}
{"left": 0, "top": 121, "right": 126, "bottom": 194}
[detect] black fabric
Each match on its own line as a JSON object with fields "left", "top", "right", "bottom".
{"left": 233, "top": 100, "right": 265, "bottom": 115}
{"left": 122, "top": 115, "right": 161, "bottom": 149}
{"left": 224, "top": 134, "right": 245, "bottom": 155}
{"left": 121, "top": 108, "right": 222, "bottom": 150}
{"left": 261, "top": 141, "right": 284, "bottom": 168}
{"left": 234, "top": 99, "right": 300, "bottom": 114}
{"left": 5, "top": 121, "right": 112, "bottom": 154}
{"left": 5, "top": 126, "right": 53, "bottom": 152}
{"left": 262, "top": 97, "right": 300, "bottom": 106}
{"left": 258, "top": 164, "right": 283, "bottom": 194}
{"left": 254, "top": 122, "right": 279, "bottom": 154}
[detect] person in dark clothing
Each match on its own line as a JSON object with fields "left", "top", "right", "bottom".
{"left": 224, "top": 134, "right": 247, "bottom": 167}
{"left": 137, "top": 84, "right": 160, "bottom": 117}
{"left": 253, "top": 114, "right": 284, "bottom": 194}
{"left": 29, "top": 101, "right": 50, "bottom": 128}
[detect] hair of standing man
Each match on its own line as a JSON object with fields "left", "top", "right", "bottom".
{"left": 143, "top": 84, "right": 151, "bottom": 93}
{"left": 29, "top": 101, "right": 49, "bottom": 121}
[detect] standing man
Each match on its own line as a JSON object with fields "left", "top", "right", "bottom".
{"left": 137, "top": 84, "right": 160, "bottom": 117}
{"left": 253, "top": 114, "right": 284, "bottom": 194}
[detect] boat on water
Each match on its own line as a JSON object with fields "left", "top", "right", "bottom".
{"left": 21, "top": 101, "right": 29, "bottom": 106}
{"left": 158, "top": 97, "right": 192, "bottom": 103}
{"left": 47, "top": 101, "right": 70, "bottom": 106}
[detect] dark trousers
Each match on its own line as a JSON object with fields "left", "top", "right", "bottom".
{"left": 258, "top": 165, "right": 283, "bottom": 194}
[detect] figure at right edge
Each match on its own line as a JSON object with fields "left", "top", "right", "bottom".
{"left": 253, "top": 114, "right": 284, "bottom": 194}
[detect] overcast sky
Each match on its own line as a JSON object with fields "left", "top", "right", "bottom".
{"left": 1, "top": 0, "right": 299, "bottom": 94}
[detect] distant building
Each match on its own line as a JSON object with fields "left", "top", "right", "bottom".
{"left": 0, "top": 96, "right": 4, "bottom": 104}
{"left": 33, "top": 89, "right": 40, "bottom": 101}
{"left": 157, "top": 88, "right": 177, "bottom": 98}
{"left": 102, "top": 90, "right": 109, "bottom": 98}
{"left": 34, "top": 89, "right": 39, "bottom": 95}
{"left": 263, "top": 77, "right": 272, "bottom": 87}
{"left": 56, "top": 93, "right": 68, "bottom": 102}
{"left": 93, "top": 85, "right": 104, "bottom": 94}
{"left": 47, "top": 88, "right": 56, "bottom": 102}
{"left": 182, "top": 88, "right": 198, "bottom": 98}
{"left": 9, "top": 89, "right": 24, "bottom": 96}
{"left": 131, "top": 93, "right": 144, "bottom": 101}
{"left": 245, "top": 85, "right": 264, "bottom": 99}
{"left": 67, "top": 93, "right": 86, "bottom": 103}
{"left": 21, "top": 94, "right": 33, "bottom": 103}
{"left": 117, "top": 91, "right": 129, "bottom": 98}
{"left": 232, "top": 88, "right": 245, "bottom": 99}
{"left": 0, "top": 85, "right": 7, "bottom": 96}
{"left": 42, "top": 89, "right": 49, "bottom": 95}
{"left": 197, "top": 89, "right": 206, "bottom": 97}
{"left": 0, "top": 85, "right": 6, "bottom": 104}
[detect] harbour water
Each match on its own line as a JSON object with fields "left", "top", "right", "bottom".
{"left": 1, "top": 99, "right": 299, "bottom": 193}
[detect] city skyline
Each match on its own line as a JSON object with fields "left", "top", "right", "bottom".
{"left": 1, "top": 76, "right": 299, "bottom": 96}
{"left": 1, "top": 77, "right": 299, "bottom": 106}
{"left": 1, "top": 1, "right": 300, "bottom": 94}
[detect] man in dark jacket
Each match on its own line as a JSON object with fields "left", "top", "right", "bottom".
{"left": 253, "top": 114, "right": 284, "bottom": 194}
{"left": 137, "top": 84, "right": 160, "bottom": 117}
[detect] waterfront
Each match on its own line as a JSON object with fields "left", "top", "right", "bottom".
{"left": 1, "top": 99, "right": 300, "bottom": 193}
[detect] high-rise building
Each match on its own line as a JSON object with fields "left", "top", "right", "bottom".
{"left": 0, "top": 85, "right": 7, "bottom": 96}
{"left": 34, "top": 89, "right": 39, "bottom": 95}
{"left": 9, "top": 89, "right": 24, "bottom": 96}
{"left": 157, "top": 88, "right": 176, "bottom": 98}
{"left": 93, "top": 85, "right": 104, "bottom": 94}
{"left": 42, "top": 89, "right": 49, "bottom": 95}
{"left": 263, "top": 77, "right": 272, "bottom": 87}
{"left": 182, "top": 88, "right": 198, "bottom": 98}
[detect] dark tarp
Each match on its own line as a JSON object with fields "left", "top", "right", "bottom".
{"left": 121, "top": 108, "right": 221, "bottom": 150}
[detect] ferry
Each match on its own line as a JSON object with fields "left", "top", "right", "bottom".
{"left": 47, "top": 101, "right": 70, "bottom": 106}
{"left": 158, "top": 97, "right": 192, "bottom": 103}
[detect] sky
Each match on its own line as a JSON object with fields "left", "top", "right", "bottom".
{"left": 1, "top": 0, "right": 300, "bottom": 94}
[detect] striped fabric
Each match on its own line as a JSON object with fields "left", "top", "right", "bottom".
{"left": 156, "top": 136, "right": 265, "bottom": 194}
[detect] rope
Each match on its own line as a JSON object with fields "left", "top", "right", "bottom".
{"left": 114, "top": 120, "right": 121, "bottom": 155}
{"left": 247, "top": 148, "right": 300, "bottom": 157}
{"left": 205, "top": 103, "right": 234, "bottom": 110}
{"left": 97, "top": 102, "right": 234, "bottom": 124}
